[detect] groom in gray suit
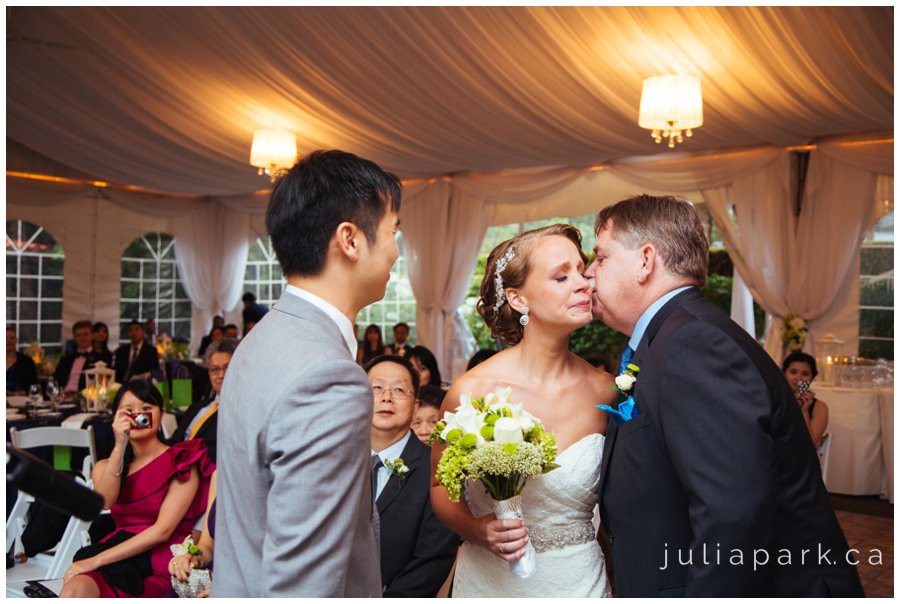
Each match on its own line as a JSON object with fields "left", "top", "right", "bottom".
{"left": 212, "top": 150, "right": 402, "bottom": 596}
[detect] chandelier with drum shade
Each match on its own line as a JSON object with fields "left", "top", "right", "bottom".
{"left": 639, "top": 75, "right": 703, "bottom": 149}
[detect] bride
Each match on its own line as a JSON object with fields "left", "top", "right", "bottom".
{"left": 430, "top": 224, "right": 615, "bottom": 597}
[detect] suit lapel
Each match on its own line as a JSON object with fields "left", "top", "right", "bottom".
{"left": 376, "top": 433, "right": 420, "bottom": 514}
{"left": 598, "top": 287, "right": 703, "bottom": 500}
{"left": 272, "top": 292, "right": 353, "bottom": 362}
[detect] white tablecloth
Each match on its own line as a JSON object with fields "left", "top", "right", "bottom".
{"left": 815, "top": 386, "right": 890, "bottom": 496}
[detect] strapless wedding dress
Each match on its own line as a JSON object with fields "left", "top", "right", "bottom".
{"left": 452, "top": 433, "right": 610, "bottom": 598}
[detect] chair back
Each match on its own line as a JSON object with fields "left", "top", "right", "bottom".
{"left": 9, "top": 425, "right": 98, "bottom": 471}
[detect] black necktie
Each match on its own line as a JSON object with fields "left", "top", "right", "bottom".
{"left": 75, "top": 351, "right": 91, "bottom": 359}
{"left": 371, "top": 454, "right": 383, "bottom": 502}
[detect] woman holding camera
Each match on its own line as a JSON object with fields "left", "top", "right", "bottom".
{"left": 782, "top": 351, "right": 830, "bottom": 448}
{"left": 60, "top": 380, "right": 214, "bottom": 598}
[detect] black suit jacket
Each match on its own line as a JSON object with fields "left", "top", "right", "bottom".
{"left": 113, "top": 343, "right": 160, "bottom": 383}
{"left": 599, "top": 287, "right": 863, "bottom": 597}
{"left": 167, "top": 392, "right": 218, "bottom": 464}
{"left": 377, "top": 432, "right": 459, "bottom": 597}
{"left": 54, "top": 351, "right": 104, "bottom": 392}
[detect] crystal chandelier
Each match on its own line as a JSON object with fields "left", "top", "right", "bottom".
{"left": 249, "top": 129, "right": 297, "bottom": 181}
{"left": 639, "top": 75, "right": 703, "bottom": 149}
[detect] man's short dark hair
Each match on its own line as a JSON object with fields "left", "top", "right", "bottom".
{"left": 223, "top": 324, "right": 239, "bottom": 333}
{"left": 128, "top": 319, "right": 143, "bottom": 328}
{"left": 364, "top": 354, "right": 420, "bottom": 400}
{"left": 266, "top": 149, "right": 401, "bottom": 277}
{"left": 394, "top": 322, "right": 409, "bottom": 331}
{"left": 72, "top": 320, "right": 93, "bottom": 333}
{"left": 242, "top": 292, "right": 256, "bottom": 304}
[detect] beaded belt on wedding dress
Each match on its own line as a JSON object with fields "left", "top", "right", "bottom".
{"left": 528, "top": 521, "right": 596, "bottom": 553}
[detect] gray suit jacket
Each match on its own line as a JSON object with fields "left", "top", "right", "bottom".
{"left": 211, "top": 292, "right": 381, "bottom": 597}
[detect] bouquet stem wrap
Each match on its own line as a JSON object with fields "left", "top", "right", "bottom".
{"left": 491, "top": 494, "right": 536, "bottom": 579}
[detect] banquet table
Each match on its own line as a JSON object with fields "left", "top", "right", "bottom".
{"left": 815, "top": 385, "right": 893, "bottom": 499}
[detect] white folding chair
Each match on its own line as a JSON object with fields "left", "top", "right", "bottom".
{"left": 6, "top": 425, "right": 99, "bottom": 594}
{"left": 817, "top": 433, "right": 832, "bottom": 485}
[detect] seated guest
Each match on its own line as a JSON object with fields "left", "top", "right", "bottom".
{"left": 222, "top": 324, "right": 239, "bottom": 341}
{"left": 6, "top": 327, "right": 37, "bottom": 394}
{"left": 241, "top": 292, "right": 269, "bottom": 328}
{"left": 243, "top": 320, "right": 257, "bottom": 337}
{"left": 92, "top": 322, "right": 114, "bottom": 365}
{"left": 408, "top": 345, "right": 442, "bottom": 388}
{"left": 144, "top": 318, "right": 157, "bottom": 345}
{"left": 197, "top": 326, "right": 223, "bottom": 359}
{"left": 366, "top": 355, "right": 459, "bottom": 596}
{"left": 113, "top": 320, "right": 160, "bottom": 383}
{"left": 197, "top": 317, "right": 225, "bottom": 358}
{"left": 55, "top": 320, "right": 102, "bottom": 394}
{"left": 466, "top": 348, "right": 497, "bottom": 371}
{"left": 169, "top": 471, "right": 217, "bottom": 598}
{"left": 167, "top": 339, "right": 237, "bottom": 463}
{"left": 782, "top": 351, "right": 830, "bottom": 448}
{"left": 385, "top": 322, "right": 413, "bottom": 357}
{"left": 358, "top": 324, "right": 385, "bottom": 366}
{"left": 411, "top": 385, "right": 445, "bottom": 445}
{"left": 59, "top": 380, "right": 214, "bottom": 598}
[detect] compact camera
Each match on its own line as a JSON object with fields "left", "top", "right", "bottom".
{"left": 126, "top": 412, "right": 152, "bottom": 429}
{"left": 797, "top": 380, "right": 811, "bottom": 395}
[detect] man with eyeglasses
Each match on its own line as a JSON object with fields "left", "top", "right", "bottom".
{"left": 167, "top": 338, "right": 236, "bottom": 463}
{"left": 366, "top": 355, "right": 459, "bottom": 597}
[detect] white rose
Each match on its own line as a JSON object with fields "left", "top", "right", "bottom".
{"left": 493, "top": 417, "right": 524, "bottom": 444}
{"left": 615, "top": 373, "right": 637, "bottom": 391}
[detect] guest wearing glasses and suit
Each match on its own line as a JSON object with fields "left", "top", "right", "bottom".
{"left": 167, "top": 338, "right": 236, "bottom": 464}
{"left": 366, "top": 355, "right": 459, "bottom": 597}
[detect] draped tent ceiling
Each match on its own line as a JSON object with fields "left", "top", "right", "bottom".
{"left": 5, "top": 6, "right": 894, "bottom": 379}
{"left": 7, "top": 6, "right": 893, "bottom": 196}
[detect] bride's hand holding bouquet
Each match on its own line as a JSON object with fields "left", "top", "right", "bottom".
{"left": 430, "top": 386, "right": 559, "bottom": 578}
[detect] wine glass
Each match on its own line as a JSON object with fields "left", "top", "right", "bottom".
{"left": 28, "top": 384, "right": 43, "bottom": 408}
{"left": 46, "top": 380, "right": 61, "bottom": 411}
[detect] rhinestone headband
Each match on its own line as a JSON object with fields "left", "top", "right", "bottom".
{"left": 492, "top": 247, "right": 516, "bottom": 315}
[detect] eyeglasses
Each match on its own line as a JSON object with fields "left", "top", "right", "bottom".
{"left": 208, "top": 364, "right": 229, "bottom": 375}
{"left": 371, "top": 385, "right": 413, "bottom": 400}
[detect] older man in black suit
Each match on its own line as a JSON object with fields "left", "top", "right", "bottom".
{"left": 166, "top": 338, "right": 235, "bottom": 463}
{"left": 366, "top": 355, "right": 459, "bottom": 597}
{"left": 113, "top": 320, "right": 159, "bottom": 383}
{"left": 586, "top": 195, "right": 863, "bottom": 597}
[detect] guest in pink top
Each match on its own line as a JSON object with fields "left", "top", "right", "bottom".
{"left": 60, "top": 380, "right": 214, "bottom": 598}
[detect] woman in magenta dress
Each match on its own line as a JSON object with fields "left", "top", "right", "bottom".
{"left": 60, "top": 380, "right": 214, "bottom": 598}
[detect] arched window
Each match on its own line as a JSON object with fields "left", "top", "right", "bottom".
{"left": 358, "top": 232, "right": 417, "bottom": 342}
{"left": 6, "top": 220, "right": 65, "bottom": 354}
{"left": 860, "top": 211, "right": 893, "bottom": 359}
{"left": 243, "top": 236, "right": 285, "bottom": 309}
{"left": 120, "top": 233, "right": 191, "bottom": 342}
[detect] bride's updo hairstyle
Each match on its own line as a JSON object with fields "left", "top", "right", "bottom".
{"left": 477, "top": 224, "right": 587, "bottom": 347}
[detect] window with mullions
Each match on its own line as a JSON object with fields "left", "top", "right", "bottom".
{"left": 243, "top": 236, "right": 285, "bottom": 309}
{"left": 6, "top": 220, "right": 65, "bottom": 354}
{"left": 120, "top": 233, "right": 191, "bottom": 343}
{"left": 860, "top": 212, "right": 893, "bottom": 360}
{"left": 357, "top": 232, "right": 417, "bottom": 343}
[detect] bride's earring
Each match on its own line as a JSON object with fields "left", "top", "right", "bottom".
{"left": 519, "top": 306, "right": 529, "bottom": 326}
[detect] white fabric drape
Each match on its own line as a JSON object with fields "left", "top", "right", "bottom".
{"left": 401, "top": 181, "right": 490, "bottom": 380}
{"left": 8, "top": 7, "right": 891, "bottom": 197}
{"left": 730, "top": 269, "right": 756, "bottom": 337}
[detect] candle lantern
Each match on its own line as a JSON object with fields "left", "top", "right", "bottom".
{"left": 83, "top": 361, "right": 116, "bottom": 412}
{"left": 815, "top": 334, "right": 844, "bottom": 387}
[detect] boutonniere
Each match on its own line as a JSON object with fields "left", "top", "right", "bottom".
{"left": 597, "top": 363, "right": 640, "bottom": 425}
{"left": 385, "top": 457, "right": 409, "bottom": 480}
{"left": 613, "top": 363, "right": 639, "bottom": 395}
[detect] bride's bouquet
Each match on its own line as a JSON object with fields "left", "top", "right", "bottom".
{"left": 430, "top": 387, "right": 559, "bottom": 578}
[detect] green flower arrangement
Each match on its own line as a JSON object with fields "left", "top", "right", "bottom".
{"left": 430, "top": 387, "right": 559, "bottom": 502}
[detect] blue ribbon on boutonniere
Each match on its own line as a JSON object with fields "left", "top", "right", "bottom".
{"left": 597, "top": 359, "right": 640, "bottom": 425}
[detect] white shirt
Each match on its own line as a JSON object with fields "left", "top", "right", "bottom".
{"left": 284, "top": 284, "right": 358, "bottom": 360}
{"left": 372, "top": 430, "right": 412, "bottom": 500}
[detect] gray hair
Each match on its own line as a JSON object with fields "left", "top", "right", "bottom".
{"left": 205, "top": 337, "right": 238, "bottom": 366}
